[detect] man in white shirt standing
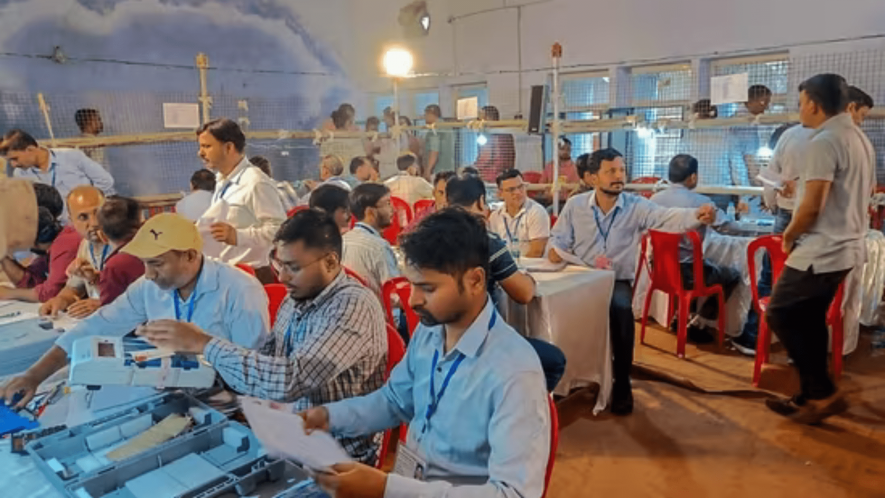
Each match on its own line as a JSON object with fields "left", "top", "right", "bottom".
{"left": 175, "top": 169, "right": 216, "bottom": 222}
{"left": 385, "top": 152, "right": 434, "bottom": 206}
{"left": 195, "top": 118, "right": 286, "bottom": 283}
{"left": 489, "top": 169, "right": 550, "bottom": 258}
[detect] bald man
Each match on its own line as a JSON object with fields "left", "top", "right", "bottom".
{"left": 39, "top": 186, "right": 110, "bottom": 318}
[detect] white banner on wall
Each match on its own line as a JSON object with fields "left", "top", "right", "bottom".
{"left": 163, "top": 103, "right": 201, "bottom": 129}
{"left": 456, "top": 97, "right": 479, "bottom": 120}
{"left": 710, "top": 73, "right": 749, "bottom": 105}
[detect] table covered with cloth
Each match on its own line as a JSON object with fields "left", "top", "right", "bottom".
{"left": 632, "top": 230, "right": 863, "bottom": 356}
{"left": 501, "top": 264, "right": 614, "bottom": 414}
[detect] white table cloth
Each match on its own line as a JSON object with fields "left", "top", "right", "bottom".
{"left": 0, "top": 301, "right": 77, "bottom": 379}
{"left": 502, "top": 265, "right": 614, "bottom": 414}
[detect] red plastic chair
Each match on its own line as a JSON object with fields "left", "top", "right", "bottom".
{"left": 549, "top": 213, "right": 558, "bottom": 227}
{"left": 522, "top": 171, "right": 543, "bottom": 184}
{"left": 639, "top": 230, "right": 725, "bottom": 358}
{"left": 376, "top": 323, "right": 407, "bottom": 469}
{"left": 541, "top": 394, "right": 560, "bottom": 498}
{"left": 412, "top": 199, "right": 434, "bottom": 217}
{"left": 287, "top": 205, "right": 309, "bottom": 218}
{"left": 749, "top": 235, "right": 846, "bottom": 385}
{"left": 263, "top": 284, "right": 288, "bottom": 328}
{"left": 383, "top": 196, "right": 414, "bottom": 247}
{"left": 235, "top": 264, "right": 257, "bottom": 277}
{"left": 631, "top": 176, "right": 661, "bottom": 199}
{"left": 343, "top": 266, "right": 371, "bottom": 288}
{"left": 381, "top": 277, "right": 420, "bottom": 338}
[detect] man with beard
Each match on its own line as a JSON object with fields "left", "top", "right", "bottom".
{"left": 549, "top": 148, "right": 717, "bottom": 415}
{"left": 342, "top": 183, "right": 400, "bottom": 298}
{"left": 1, "top": 213, "right": 269, "bottom": 410}
{"left": 301, "top": 209, "right": 550, "bottom": 498}
{"left": 135, "top": 210, "right": 387, "bottom": 464}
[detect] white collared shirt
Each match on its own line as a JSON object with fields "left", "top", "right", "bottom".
{"left": 759, "top": 125, "right": 816, "bottom": 211}
{"left": 488, "top": 198, "right": 550, "bottom": 256}
{"left": 197, "top": 157, "right": 287, "bottom": 267}
{"left": 384, "top": 173, "right": 434, "bottom": 206}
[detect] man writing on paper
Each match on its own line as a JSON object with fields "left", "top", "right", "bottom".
{"left": 549, "top": 148, "right": 717, "bottom": 415}
{"left": 0, "top": 213, "right": 270, "bottom": 409}
{"left": 135, "top": 210, "right": 387, "bottom": 464}
{"left": 195, "top": 118, "right": 286, "bottom": 283}
{"left": 301, "top": 209, "right": 550, "bottom": 497}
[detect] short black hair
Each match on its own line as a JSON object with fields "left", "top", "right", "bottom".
{"left": 495, "top": 168, "right": 523, "bottom": 187}
{"left": 446, "top": 175, "right": 486, "bottom": 208}
{"left": 668, "top": 154, "right": 699, "bottom": 184}
{"left": 799, "top": 74, "right": 849, "bottom": 117}
{"left": 366, "top": 116, "right": 380, "bottom": 129}
{"left": 309, "top": 184, "right": 350, "bottom": 216}
{"left": 769, "top": 123, "right": 799, "bottom": 149}
{"left": 196, "top": 118, "right": 246, "bottom": 153}
{"left": 459, "top": 166, "right": 480, "bottom": 177}
{"left": 433, "top": 170, "right": 457, "bottom": 187}
{"left": 581, "top": 148, "right": 623, "bottom": 176}
{"left": 0, "top": 129, "right": 39, "bottom": 154}
{"left": 691, "top": 99, "right": 718, "bottom": 118}
{"left": 35, "top": 207, "right": 62, "bottom": 245}
{"left": 848, "top": 85, "right": 874, "bottom": 109}
{"left": 350, "top": 183, "right": 390, "bottom": 221}
{"left": 400, "top": 208, "right": 489, "bottom": 284}
{"left": 397, "top": 152, "right": 418, "bottom": 172}
{"left": 249, "top": 155, "right": 271, "bottom": 177}
{"left": 190, "top": 169, "right": 216, "bottom": 192}
{"left": 482, "top": 106, "right": 500, "bottom": 121}
{"left": 748, "top": 85, "right": 773, "bottom": 101}
{"left": 274, "top": 208, "right": 343, "bottom": 258}
{"left": 98, "top": 196, "right": 142, "bottom": 243}
{"left": 74, "top": 109, "right": 100, "bottom": 132}
{"left": 349, "top": 156, "right": 371, "bottom": 175}
{"left": 32, "top": 183, "right": 63, "bottom": 219}
{"left": 558, "top": 136, "right": 572, "bottom": 147}
{"left": 425, "top": 104, "right": 441, "bottom": 117}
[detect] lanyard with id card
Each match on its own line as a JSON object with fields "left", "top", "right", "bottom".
{"left": 593, "top": 207, "right": 618, "bottom": 270}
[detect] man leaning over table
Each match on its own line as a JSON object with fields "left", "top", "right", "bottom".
{"left": 301, "top": 209, "right": 550, "bottom": 498}
{"left": 0, "top": 213, "right": 269, "bottom": 410}
{"left": 548, "top": 148, "right": 717, "bottom": 416}
{"left": 136, "top": 209, "right": 387, "bottom": 464}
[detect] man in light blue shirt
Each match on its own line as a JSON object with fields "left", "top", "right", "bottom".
{"left": 651, "top": 154, "right": 741, "bottom": 343}
{"left": 1, "top": 129, "right": 115, "bottom": 204}
{"left": 549, "top": 148, "right": 716, "bottom": 415}
{"left": 0, "top": 213, "right": 269, "bottom": 409}
{"left": 302, "top": 209, "right": 550, "bottom": 498}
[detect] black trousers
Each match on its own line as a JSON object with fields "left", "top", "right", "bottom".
{"left": 679, "top": 260, "right": 742, "bottom": 320}
{"left": 765, "top": 266, "right": 849, "bottom": 400}
{"left": 610, "top": 281, "right": 636, "bottom": 386}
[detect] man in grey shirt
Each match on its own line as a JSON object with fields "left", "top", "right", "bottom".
{"left": 765, "top": 74, "right": 874, "bottom": 425}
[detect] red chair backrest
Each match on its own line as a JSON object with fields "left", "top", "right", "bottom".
{"left": 263, "top": 284, "right": 288, "bottom": 328}
{"left": 413, "top": 199, "right": 435, "bottom": 216}
{"left": 523, "top": 171, "right": 543, "bottom": 184}
{"left": 383, "top": 196, "right": 414, "bottom": 246}
{"left": 647, "top": 229, "right": 705, "bottom": 294}
{"left": 549, "top": 214, "right": 558, "bottom": 228}
{"left": 381, "top": 277, "right": 420, "bottom": 337}
{"left": 235, "top": 264, "right": 257, "bottom": 277}
{"left": 385, "top": 323, "right": 406, "bottom": 378}
{"left": 542, "top": 395, "right": 559, "bottom": 498}
{"left": 747, "top": 235, "right": 787, "bottom": 313}
{"left": 632, "top": 176, "right": 661, "bottom": 199}
{"left": 343, "top": 266, "right": 371, "bottom": 288}
{"left": 287, "top": 205, "right": 309, "bottom": 218}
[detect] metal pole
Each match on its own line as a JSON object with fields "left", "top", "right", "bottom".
{"left": 393, "top": 77, "right": 400, "bottom": 142}
{"left": 196, "top": 52, "right": 212, "bottom": 125}
{"left": 551, "top": 43, "right": 562, "bottom": 215}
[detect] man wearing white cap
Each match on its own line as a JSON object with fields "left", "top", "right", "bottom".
{"left": 0, "top": 213, "right": 270, "bottom": 409}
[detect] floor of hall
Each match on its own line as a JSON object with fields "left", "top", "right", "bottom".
{"left": 546, "top": 323, "right": 885, "bottom": 498}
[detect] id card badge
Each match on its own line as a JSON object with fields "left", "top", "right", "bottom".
{"left": 393, "top": 444, "right": 428, "bottom": 482}
{"left": 594, "top": 255, "right": 613, "bottom": 270}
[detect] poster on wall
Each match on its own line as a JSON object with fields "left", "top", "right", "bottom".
{"left": 163, "top": 103, "right": 201, "bottom": 129}
{"left": 457, "top": 97, "right": 479, "bottom": 120}
{"left": 710, "top": 73, "right": 749, "bottom": 106}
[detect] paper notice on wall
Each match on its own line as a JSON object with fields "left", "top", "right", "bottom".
{"left": 163, "top": 103, "right": 201, "bottom": 129}
{"left": 710, "top": 73, "right": 749, "bottom": 106}
{"left": 457, "top": 97, "right": 479, "bottom": 120}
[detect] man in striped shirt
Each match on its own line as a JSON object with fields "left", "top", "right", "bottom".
{"left": 342, "top": 183, "right": 400, "bottom": 298}
{"left": 136, "top": 210, "right": 387, "bottom": 464}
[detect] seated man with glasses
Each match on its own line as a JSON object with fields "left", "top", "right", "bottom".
{"left": 489, "top": 169, "right": 551, "bottom": 258}
{"left": 136, "top": 209, "right": 388, "bottom": 464}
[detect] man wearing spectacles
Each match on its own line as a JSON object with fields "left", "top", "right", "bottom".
{"left": 136, "top": 209, "right": 387, "bottom": 464}
{"left": 489, "top": 169, "right": 550, "bottom": 258}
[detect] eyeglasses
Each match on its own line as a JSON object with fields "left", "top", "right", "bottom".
{"left": 270, "top": 250, "right": 331, "bottom": 276}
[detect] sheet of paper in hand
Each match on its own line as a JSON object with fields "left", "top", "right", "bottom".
{"left": 240, "top": 397, "right": 351, "bottom": 473}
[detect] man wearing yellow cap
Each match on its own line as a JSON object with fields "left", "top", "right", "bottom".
{"left": 0, "top": 213, "right": 270, "bottom": 409}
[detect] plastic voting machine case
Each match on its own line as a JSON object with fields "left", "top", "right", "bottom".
{"left": 26, "top": 392, "right": 328, "bottom": 498}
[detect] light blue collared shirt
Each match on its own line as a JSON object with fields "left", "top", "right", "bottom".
{"left": 55, "top": 257, "right": 270, "bottom": 354}
{"left": 13, "top": 148, "right": 115, "bottom": 202}
{"left": 550, "top": 191, "right": 701, "bottom": 280}
{"left": 650, "top": 184, "right": 727, "bottom": 261}
{"left": 326, "top": 298, "right": 550, "bottom": 498}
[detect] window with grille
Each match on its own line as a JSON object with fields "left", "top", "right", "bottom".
{"left": 453, "top": 85, "right": 489, "bottom": 166}
{"left": 412, "top": 90, "right": 439, "bottom": 125}
{"left": 546, "top": 72, "right": 609, "bottom": 162}
{"left": 712, "top": 54, "right": 790, "bottom": 117}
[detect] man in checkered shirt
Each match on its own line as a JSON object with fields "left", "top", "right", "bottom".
{"left": 136, "top": 209, "right": 388, "bottom": 464}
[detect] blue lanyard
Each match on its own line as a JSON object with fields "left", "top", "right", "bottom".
{"left": 422, "top": 309, "right": 497, "bottom": 434}
{"left": 214, "top": 181, "right": 233, "bottom": 203}
{"left": 356, "top": 223, "right": 379, "bottom": 237}
{"left": 173, "top": 287, "right": 198, "bottom": 322}
{"left": 502, "top": 212, "right": 525, "bottom": 245}
{"left": 49, "top": 162, "right": 57, "bottom": 188}
{"left": 284, "top": 316, "right": 299, "bottom": 357}
{"left": 89, "top": 244, "right": 110, "bottom": 270}
{"left": 593, "top": 207, "right": 619, "bottom": 250}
